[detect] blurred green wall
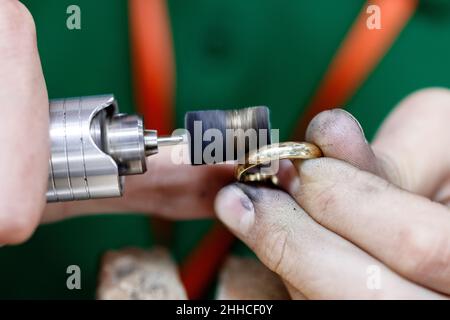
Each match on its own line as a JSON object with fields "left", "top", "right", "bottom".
{"left": 0, "top": 0, "right": 449, "bottom": 298}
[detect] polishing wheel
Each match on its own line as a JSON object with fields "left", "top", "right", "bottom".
{"left": 46, "top": 95, "right": 272, "bottom": 202}
{"left": 184, "top": 106, "right": 271, "bottom": 165}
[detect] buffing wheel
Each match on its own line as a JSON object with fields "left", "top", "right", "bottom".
{"left": 185, "top": 107, "right": 271, "bottom": 165}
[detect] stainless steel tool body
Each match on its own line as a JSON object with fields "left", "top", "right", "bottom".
{"left": 46, "top": 94, "right": 179, "bottom": 203}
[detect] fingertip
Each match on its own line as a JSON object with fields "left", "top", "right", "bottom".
{"left": 306, "top": 108, "right": 365, "bottom": 146}
{"left": 305, "top": 109, "right": 378, "bottom": 174}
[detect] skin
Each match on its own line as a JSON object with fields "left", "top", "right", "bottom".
{"left": 215, "top": 89, "right": 450, "bottom": 299}
{"left": 0, "top": 0, "right": 49, "bottom": 244}
{"left": 0, "top": 0, "right": 234, "bottom": 244}
{"left": 2, "top": 1, "right": 450, "bottom": 299}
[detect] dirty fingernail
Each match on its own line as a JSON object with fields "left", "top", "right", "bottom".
{"left": 215, "top": 185, "right": 255, "bottom": 234}
{"left": 340, "top": 109, "right": 367, "bottom": 142}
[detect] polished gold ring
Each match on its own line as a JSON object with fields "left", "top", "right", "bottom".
{"left": 235, "top": 141, "right": 322, "bottom": 182}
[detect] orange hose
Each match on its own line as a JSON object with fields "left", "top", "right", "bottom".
{"left": 293, "top": 0, "right": 418, "bottom": 139}
{"left": 129, "top": 0, "right": 176, "bottom": 254}
{"left": 129, "top": 0, "right": 175, "bottom": 134}
{"left": 129, "top": 0, "right": 233, "bottom": 299}
{"left": 180, "top": 224, "right": 235, "bottom": 299}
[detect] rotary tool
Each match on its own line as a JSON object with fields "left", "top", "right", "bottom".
{"left": 185, "top": 107, "right": 271, "bottom": 165}
{"left": 46, "top": 95, "right": 271, "bottom": 203}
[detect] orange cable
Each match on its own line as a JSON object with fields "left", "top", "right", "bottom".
{"left": 180, "top": 223, "right": 235, "bottom": 299}
{"left": 129, "top": 0, "right": 233, "bottom": 298}
{"left": 293, "top": 0, "right": 418, "bottom": 140}
{"left": 129, "top": 0, "right": 175, "bottom": 134}
{"left": 129, "top": 0, "right": 176, "bottom": 253}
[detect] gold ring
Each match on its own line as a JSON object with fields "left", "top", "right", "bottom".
{"left": 235, "top": 142, "right": 322, "bottom": 182}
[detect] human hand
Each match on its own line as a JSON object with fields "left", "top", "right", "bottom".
{"left": 0, "top": 1, "right": 233, "bottom": 244}
{"left": 0, "top": 0, "right": 49, "bottom": 244}
{"left": 214, "top": 88, "right": 450, "bottom": 299}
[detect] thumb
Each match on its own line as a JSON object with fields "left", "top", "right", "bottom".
{"left": 214, "top": 183, "right": 309, "bottom": 281}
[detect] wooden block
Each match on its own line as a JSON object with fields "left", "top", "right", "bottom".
{"left": 216, "top": 256, "right": 290, "bottom": 300}
{"left": 97, "top": 246, "right": 187, "bottom": 300}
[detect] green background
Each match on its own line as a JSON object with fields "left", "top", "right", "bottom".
{"left": 0, "top": 0, "right": 449, "bottom": 298}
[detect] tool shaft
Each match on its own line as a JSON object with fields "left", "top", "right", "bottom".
{"left": 157, "top": 135, "right": 184, "bottom": 146}
{"left": 46, "top": 94, "right": 183, "bottom": 203}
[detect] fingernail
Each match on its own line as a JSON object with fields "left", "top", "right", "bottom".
{"left": 340, "top": 109, "right": 368, "bottom": 143}
{"left": 215, "top": 185, "right": 255, "bottom": 234}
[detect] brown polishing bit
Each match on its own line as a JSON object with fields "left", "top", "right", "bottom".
{"left": 185, "top": 106, "right": 271, "bottom": 165}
